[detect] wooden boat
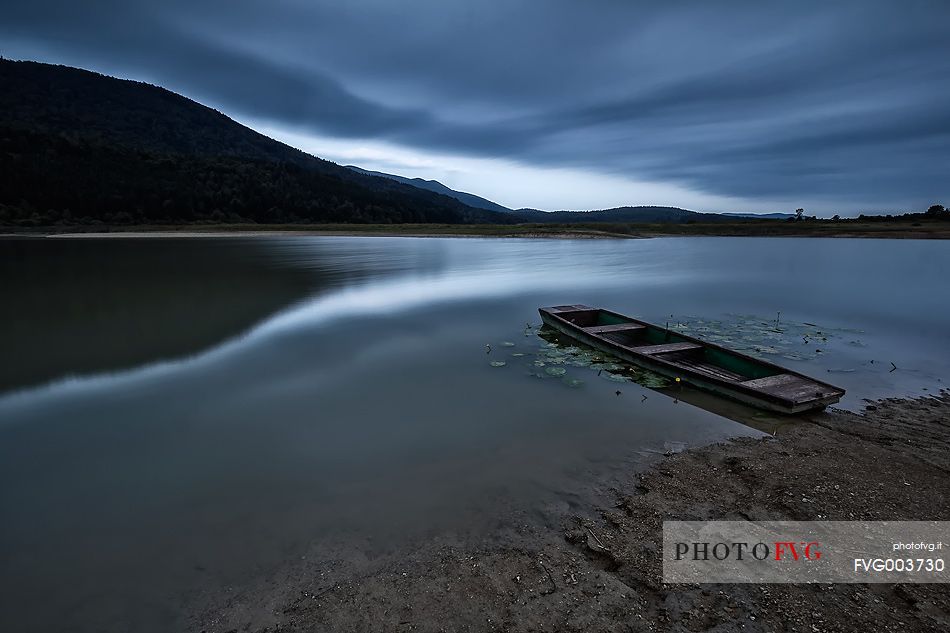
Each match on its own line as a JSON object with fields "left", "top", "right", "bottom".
{"left": 539, "top": 305, "right": 844, "bottom": 414}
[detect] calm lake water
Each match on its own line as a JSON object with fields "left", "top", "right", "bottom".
{"left": 0, "top": 235, "right": 947, "bottom": 631}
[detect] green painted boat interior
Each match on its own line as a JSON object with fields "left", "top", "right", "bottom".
{"left": 701, "top": 347, "right": 779, "bottom": 380}
{"left": 557, "top": 309, "right": 782, "bottom": 381}
{"left": 559, "top": 310, "right": 628, "bottom": 327}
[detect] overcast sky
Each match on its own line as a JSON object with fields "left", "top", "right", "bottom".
{"left": 3, "top": 1, "right": 949, "bottom": 214}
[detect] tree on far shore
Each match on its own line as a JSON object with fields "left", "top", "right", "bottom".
{"left": 927, "top": 204, "right": 946, "bottom": 217}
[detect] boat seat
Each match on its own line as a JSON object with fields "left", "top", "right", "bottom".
{"left": 546, "top": 304, "right": 594, "bottom": 313}
{"left": 631, "top": 342, "right": 703, "bottom": 355}
{"left": 742, "top": 374, "right": 837, "bottom": 402}
{"left": 584, "top": 323, "right": 646, "bottom": 334}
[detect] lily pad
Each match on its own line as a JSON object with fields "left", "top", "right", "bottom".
{"left": 489, "top": 360, "right": 507, "bottom": 367}
{"left": 545, "top": 366, "right": 567, "bottom": 377}
{"left": 633, "top": 372, "right": 671, "bottom": 389}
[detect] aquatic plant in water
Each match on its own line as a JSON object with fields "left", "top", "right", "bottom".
{"left": 669, "top": 314, "right": 865, "bottom": 363}
{"left": 503, "top": 327, "right": 674, "bottom": 391}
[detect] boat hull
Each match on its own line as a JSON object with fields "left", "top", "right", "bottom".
{"left": 539, "top": 306, "right": 843, "bottom": 414}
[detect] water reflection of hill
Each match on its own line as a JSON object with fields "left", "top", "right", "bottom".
{"left": 0, "top": 237, "right": 324, "bottom": 393}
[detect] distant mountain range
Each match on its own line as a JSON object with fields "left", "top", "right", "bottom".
{"left": 344, "top": 168, "right": 789, "bottom": 223}
{"left": 0, "top": 59, "right": 795, "bottom": 228}
{"left": 720, "top": 212, "right": 795, "bottom": 220}
{"left": 346, "top": 166, "right": 513, "bottom": 213}
{"left": 515, "top": 206, "right": 760, "bottom": 224}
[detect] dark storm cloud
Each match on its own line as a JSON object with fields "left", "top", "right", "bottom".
{"left": 3, "top": 0, "right": 949, "bottom": 208}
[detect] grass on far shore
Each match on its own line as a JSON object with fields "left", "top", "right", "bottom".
{"left": 6, "top": 219, "right": 950, "bottom": 239}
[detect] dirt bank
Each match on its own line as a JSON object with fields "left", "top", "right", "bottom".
{"left": 193, "top": 392, "right": 950, "bottom": 632}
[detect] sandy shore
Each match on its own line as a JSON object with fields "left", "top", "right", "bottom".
{"left": 192, "top": 391, "right": 950, "bottom": 632}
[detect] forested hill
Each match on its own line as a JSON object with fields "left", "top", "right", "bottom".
{"left": 0, "top": 60, "right": 506, "bottom": 226}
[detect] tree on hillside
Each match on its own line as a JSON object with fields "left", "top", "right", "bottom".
{"left": 795, "top": 208, "right": 805, "bottom": 221}
{"left": 927, "top": 204, "right": 946, "bottom": 216}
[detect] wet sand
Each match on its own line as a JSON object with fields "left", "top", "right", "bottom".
{"left": 192, "top": 391, "right": 950, "bottom": 632}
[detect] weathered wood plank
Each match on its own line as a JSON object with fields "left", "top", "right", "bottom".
{"left": 673, "top": 358, "right": 745, "bottom": 382}
{"left": 743, "top": 374, "right": 835, "bottom": 403}
{"left": 742, "top": 374, "right": 800, "bottom": 389}
{"left": 548, "top": 304, "right": 593, "bottom": 313}
{"left": 585, "top": 323, "right": 646, "bottom": 334}
{"left": 632, "top": 342, "right": 703, "bottom": 355}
